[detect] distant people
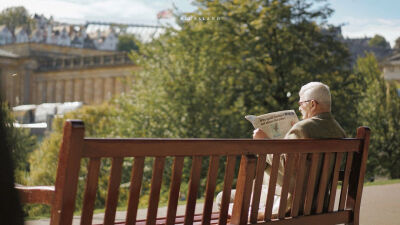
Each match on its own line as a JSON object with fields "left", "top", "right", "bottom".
{"left": 216, "top": 82, "right": 346, "bottom": 219}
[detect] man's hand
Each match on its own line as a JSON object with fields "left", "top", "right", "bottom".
{"left": 253, "top": 128, "right": 269, "bottom": 139}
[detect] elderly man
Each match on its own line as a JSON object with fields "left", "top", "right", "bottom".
{"left": 216, "top": 82, "right": 346, "bottom": 219}
{"left": 254, "top": 81, "right": 346, "bottom": 139}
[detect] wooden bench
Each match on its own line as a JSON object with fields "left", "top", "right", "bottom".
{"left": 18, "top": 120, "right": 370, "bottom": 225}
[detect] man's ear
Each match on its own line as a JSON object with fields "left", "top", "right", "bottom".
{"left": 311, "top": 100, "right": 317, "bottom": 109}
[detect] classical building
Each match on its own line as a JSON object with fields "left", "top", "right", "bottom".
{"left": 0, "top": 43, "right": 138, "bottom": 107}
{"left": 382, "top": 52, "right": 400, "bottom": 80}
{"left": 0, "top": 25, "right": 13, "bottom": 45}
{"left": 14, "top": 27, "right": 29, "bottom": 43}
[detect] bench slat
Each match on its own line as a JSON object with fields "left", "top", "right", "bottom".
{"left": 264, "top": 153, "right": 280, "bottom": 221}
{"left": 202, "top": 156, "right": 220, "bottom": 225}
{"left": 104, "top": 157, "right": 124, "bottom": 225}
{"left": 184, "top": 156, "right": 203, "bottom": 225}
{"left": 146, "top": 157, "right": 166, "bottom": 225}
{"left": 328, "top": 153, "right": 343, "bottom": 212}
{"left": 278, "top": 153, "right": 295, "bottom": 219}
{"left": 256, "top": 210, "right": 351, "bottom": 225}
{"left": 80, "top": 158, "right": 101, "bottom": 225}
{"left": 126, "top": 157, "right": 145, "bottom": 225}
{"left": 218, "top": 155, "right": 236, "bottom": 225}
{"left": 166, "top": 157, "right": 185, "bottom": 225}
{"left": 345, "top": 127, "right": 371, "bottom": 225}
{"left": 83, "top": 139, "right": 362, "bottom": 157}
{"left": 51, "top": 120, "right": 84, "bottom": 225}
{"left": 231, "top": 155, "right": 257, "bottom": 225}
{"left": 339, "top": 152, "right": 353, "bottom": 210}
{"left": 250, "top": 154, "right": 267, "bottom": 223}
{"left": 316, "top": 153, "right": 333, "bottom": 213}
{"left": 303, "top": 153, "right": 320, "bottom": 215}
{"left": 291, "top": 153, "right": 307, "bottom": 217}
{"left": 16, "top": 185, "right": 55, "bottom": 205}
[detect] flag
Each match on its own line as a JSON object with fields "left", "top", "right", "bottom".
{"left": 157, "top": 9, "right": 173, "bottom": 19}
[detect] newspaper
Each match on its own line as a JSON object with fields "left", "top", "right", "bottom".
{"left": 245, "top": 110, "right": 299, "bottom": 139}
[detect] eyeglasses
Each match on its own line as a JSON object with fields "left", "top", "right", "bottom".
{"left": 298, "top": 99, "right": 317, "bottom": 106}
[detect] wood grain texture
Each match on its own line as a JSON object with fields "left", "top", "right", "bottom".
{"left": 346, "top": 127, "right": 370, "bottom": 225}
{"left": 16, "top": 186, "right": 55, "bottom": 205}
{"left": 303, "top": 153, "right": 320, "bottom": 215}
{"left": 339, "top": 152, "right": 353, "bottom": 210}
{"left": 315, "top": 153, "right": 333, "bottom": 213}
{"left": 278, "top": 154, "right": 295, "bottom": 219}
{"left": 328, "top": 153, "right": 343, "bottom": 212}
{"left": 50, "top": 120, "right": 84, "bottom": 225}
{"left": 231, "top": 155, "right": 257, "bottom": 225}
{"left": 83, "top": 139, "right": 361, "bottom": 157}
{"left": 202, "top": 156, "right": 220, "bottom": 225}
{"left": 126, "top": 157, "right": 145, "bottom": 225}
{"left": 146, "top": 157, "right": 166, "bottom": 225}
{"left": 255, "top": 210, "right": 351, "bottom": 225}
{"left": 184, "top": 156, "right": 203, "bottom": 225}
{"left": 166, "top": 157, "right": 185, "bottom": 225}
{"left": 250, "top": 154, "right": 267, "bottom": 223}
{"left": 291, "top": 153, "right": 307, "bottom": 217}
{"left": 264, "top": 154, "right": 280, "bottom": 221}
{"left": 103, "top": 157, "right": 124, "bottom": 225}
{"left": 80, "top": 158, "right": 101, "bottom": 225}
{"left": 218, "top": 155, "right": 236, "bottom": 225}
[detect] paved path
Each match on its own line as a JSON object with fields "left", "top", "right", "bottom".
{"left": 26, "top": 183, "right": 400, "bottom": 225}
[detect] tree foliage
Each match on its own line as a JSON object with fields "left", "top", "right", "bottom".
{"left": 368, "top": 34, "right": 390, "bottom": 49}
{"left": 0, "top": 6, "right": 33, "bottom": 33}
{"left": 117, "top": 34, "right": 140, "bottom": 52}
{"left": 123, "top": 0, "right": 359, "bottom": 138}
{"left": 356, "top": 53, "right": 400, "bottom": 179}
{"left": 0, "top": 103, "right": 37, "bottom": 184}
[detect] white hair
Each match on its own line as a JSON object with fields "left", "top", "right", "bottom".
{"left": 299, "top": 82, "right": 331, "bottom": 110}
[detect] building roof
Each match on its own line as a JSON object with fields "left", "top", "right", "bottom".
{"left": 0, "top": 24, "right": 11, "bottom": 32}
{"left": 15, "top": 27, "right": 27, "bottom": 35}
{"left": 382, "top": 52, "right": 400, "bottom": 66}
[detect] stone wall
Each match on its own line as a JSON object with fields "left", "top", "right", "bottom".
{"left": 0, "top": 43, "right": 137, "bottom": 107}
{"left": 33, "top": 65, "right": 138, "bottom": 105}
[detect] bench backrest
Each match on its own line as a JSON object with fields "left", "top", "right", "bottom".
{"left": 48, "top": 120, "right": 370, "bottom": 225}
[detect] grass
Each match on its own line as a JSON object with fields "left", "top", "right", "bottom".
{"left": 364, "top": 178, "right": 400, "bottom": 186}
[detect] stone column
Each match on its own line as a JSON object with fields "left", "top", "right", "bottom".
{"left": 73, "top": 78, "right": 83, "bottom": 102}
{"left": 65, "top": 79, "right": 73, "bottom": 102}
{"left": 55, "top": 79, "right": 65, "bottom": 103}
{"left": 104, "top": 77, "right": 113, "bottom": 101}
{"left": 94, "top": 77, "right": 103, "bottom": 104}
{"left": 46, "top": 80, "right": 55, "bottom": 103}
{"left": 115, "top": 77, "right": 125, "bottom": 95}
{"left": 37, "top": 81, "right": 43, "bottom": 104}
{"left": 83, "top": 78, "right": 93, "bottom": 104}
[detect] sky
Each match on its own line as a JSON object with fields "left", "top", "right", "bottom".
{"left": 1, "top": 0, "right": 399, "bottom": 46}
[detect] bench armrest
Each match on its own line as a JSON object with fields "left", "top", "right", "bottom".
{"left": 15, "top": 184, "right": 55, "bottom": 205}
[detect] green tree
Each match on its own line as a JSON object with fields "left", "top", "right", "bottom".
{"left": 0, "top": 6, "right": 33, "bottom": 33}
{"left": 115, "top": 0, "right": 361, "bottom": 199}
{"left": 368, "top": 34, "right": 390, "bottom": 49}
{"left": 356, "top": 53, "right": 400, "bottom": 179}
{"left": 122, "top": 0, "right": 358, "bottom": 138}
{"left": 1, "top": 103, "right": 37, "bottom": 184}
{"left": 117, "top": 34, "right": 140, "bottom": 52}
